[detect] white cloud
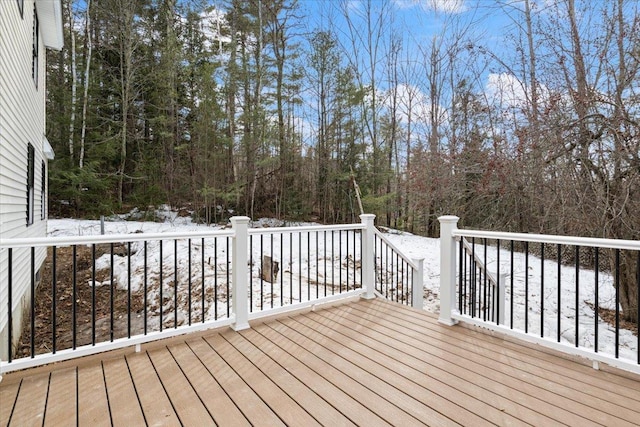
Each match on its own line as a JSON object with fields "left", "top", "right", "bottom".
{"left": 485, "top": 72, "right": 528, "bottom": 109}
{"left": 394, "top": 0, "right": 467, "bottom": 13}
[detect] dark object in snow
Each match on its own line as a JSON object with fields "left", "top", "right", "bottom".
{"left": 260, "top": 255, "right": 279, "bottom": 283}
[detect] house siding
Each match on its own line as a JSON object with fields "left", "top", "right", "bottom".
{"left": 1, "top": 0, "right": 51, "bottom": 358}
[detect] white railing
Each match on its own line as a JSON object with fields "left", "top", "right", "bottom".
{"left": 1, "top": 214, "right": 423, "bottom": 374}
{"left": 439, "top": 215, "right": 640, "bottom": 374}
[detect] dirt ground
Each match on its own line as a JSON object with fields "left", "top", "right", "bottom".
{"left": 17, "top": 245, "right": 144, "bottom": 357}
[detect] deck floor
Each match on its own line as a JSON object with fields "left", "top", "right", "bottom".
{"left": 1, "top": 298, "right": 639, "bottom": 426}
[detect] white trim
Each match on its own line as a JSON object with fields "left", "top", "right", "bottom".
{"left": 36, "top": 0, "right": 63, "bottom": 50}
{"left": 247, "top": 290, "right": 365, "bottom": 321}
{"left": 0, "top": 229, "right": 236, "bottom": 249}
{"left": 43, "top": 135, "right": 54, "bottom": 160}
{"left": 248, "top": 223, "right": 364, "bottom": 235}
{"left": 452, "top": 313, "right": 640, "bottom": 375}
{"left": 1, "top": 317, "right": 234, "bottom": 374}
{"left": 453, "top": 229, "right": 640, "bottom": 251}
{"left": 373, "top": 228, "right": 419, "bottom": 270}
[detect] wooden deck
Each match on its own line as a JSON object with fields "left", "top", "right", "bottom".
{"left": 1, "top": 298, "right": 639, "bottom": 426}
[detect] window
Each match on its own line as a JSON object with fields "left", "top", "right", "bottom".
{"left": 32, "top": 4, "right": 39, "bottom": 86}
{"left": 41, "top": 161, "right": 46, "bottom": 220}
{"left": 27, "top": 144, "right": 35, "bottom": 226}
{"left": 17, "top": 0, "right": 24, "bottom": 18}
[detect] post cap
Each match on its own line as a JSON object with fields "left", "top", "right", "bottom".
{"left": 438, "top": 215, "right": 460, "bottom": 223}
{"left": 230, "top": 216, "right": 251, "bottom": 225}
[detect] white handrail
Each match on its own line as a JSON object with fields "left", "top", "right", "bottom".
{"left": 453, "top": 229, "right": 640, "bottom": 251}
{"left": 373, "top": 228, "right": 419, "bottom": 271}
{"left": 248, "top": 223, "right": 364, "bottom": 235}
{"left": 0, "top": 229, "right": 235, "bottom": 249}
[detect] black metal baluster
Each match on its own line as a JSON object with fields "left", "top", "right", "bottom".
{"left": 299, "top": 232, "right": 302, "bottom": 301}
{"left": 525, "top": 241, "right": 529, "bottom": 334}
{"left": 52, "top": 247, "right": 56, "bottom": 353}
{"left": 280, "top": 233, "right": 284, "bottom": 306}
{"left": 30, "top": 247, "right": 35, "bottom": 357}
{"left": 201, "top": 238, "right": 205, "bottom": 322}
{"left": 636, "top": 251, "right": 639, "bottom": 364}
{"left": 188, "top": 239, "right": 192, "bottom": 326}
{"left": 483, "top": 239, "right": 488, "bottom": 321}
{"left": 226, "top": 236, "right": 230, "bottom": 318}
{"left": 540, "top": 243, "right": 544, "bottom": 337}
{"left": 159, "top": 240, "right": 163, "bottom": 331}
{"left": 214, "top": 238, "right": 218, "bottom": 320}
{"left": 458, "top": 239, "right": 463, "bottom": 313}
{"left": 323, "top": 230, "right": 327, "bottom": 297}
{"left": 496, "top": 239, "right": 501, "bottom": 325}
{"left": 174, "top": 240, "right": 178, "bottom": 328}
{"left": 345, "top": 231, "right": 348, "bottom": 292}
{"left": 510, "top": 240, "right": 515, "bottom": 329}
{"left": 92, "top": 244, "right": 96, "bottom": 345}
{"left": 249, "top": 235, "right": 253, "bottom": 313}
{"left": 110, "top": 243, "right": 114, "bottom": 341}
{"left": 290, "top": 232, "right": 293, "bottom": 302}
{"left": 308, "top": 231, "right": 311, "bottom": 298}
{"left": 400, "top": 254, "right": 404, "bottom": 303}
{"left": 471, "top": 238, "right": 476, "bottom": 318}
{"left": 331, "top": 231, "right": 335, "bottom": 296}
{"left": 127, "top": 242, "right": 131, "bottom": 337}
{"left": 615, "top": 248, "right": 620, "bottom": 358}
{"left": 359, "top": 231, "right": 363, "bottom": 288}
{"left": 72, "top": 245, "right": 77, "bottom": 349}
{"left": 339, "top": 231, "right": 342, "bottom": 294}
{"left": 144, "top": 241, "right": 148, "bottom": 335}
{"left": 594, "top": 247, "right": 599, "bottom": 353}
{"left": 260, "top": 235, "right": 264, "bottom": 310}
{"left": 271, "top": 234, "right": 274, "bottom": 308}
{"left": 575, "top": 246, "right": 579, "bottom": 348}
{"left": 557, "top": 244, "right": 561, "bottom": 342}
{"left": 316, "top": 231, "right": 319, "bottom": 299}
{"left": 386, "top": 241, "right": 390, "bottom": 299}
{"left": 7, "top": 248, "right": 12, "bottom": 363}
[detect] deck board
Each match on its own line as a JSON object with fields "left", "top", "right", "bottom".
{"left": 124, "top": 351, "right": 181, "bottom": 427}
{"left": 43, "top": 367, "right": 77, "bottom": 427}
{"left": 327, "top": 303, "right": 616, "bottom": 426}
{"left": 0, "top": 378, "right": 20, "bottom": 425}
{"left": 101, "top": 358, "right": 146, "bottom": 426}
{"left": 2, "top": 298, "right": 639, "bottom": 426}
{"left": 268, "top": 318, "right": 482, "bottom": 426}
{"left": 167, "top": 341, "right": 251, "bottom": 426}
{"left": 350, "top": 300, "right": 640, "bottom": 425}
{"left": 76, "top": 363, "right": 111, "bottom": 427}
{"left": 9, "top": 370, "right": 49, "bottom": 426}
{"left": 293, "top": 308, "right": 546, "bottom": 426}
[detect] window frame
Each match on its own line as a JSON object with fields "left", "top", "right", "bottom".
{"left": 41, "top": 160, "right": 46, "bottom": 220}
{"left": 32, "top": 4, "right": 39, "bottom": 87}
{"left": 27, "top": 143, "right": 35, "bottom": 226}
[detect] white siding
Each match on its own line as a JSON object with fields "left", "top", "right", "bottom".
{"left": 1, "top": 1, "right": 50, "bottom": 341}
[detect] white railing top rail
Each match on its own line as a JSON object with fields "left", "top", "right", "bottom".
{"left": 0, "top": 229, "right": 236, "bottom": 249}
{"left": 452, "top": 229, "right": 640, "bottom": 251}
{"left": 248, "top": 223, "right": 364, "bottom": 235}
{"left": 373, "top": 228, "right": 419, "bottom": 271}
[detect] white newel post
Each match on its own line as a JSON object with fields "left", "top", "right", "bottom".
{"left": 412, "top": 258, "right": 424, "bottom": 309}
{"left": 438, "top": 215, "right": 459, "bottom": 325}
{"left": 231, "top": 216, "right": 250, "bottom": 331}
{"left": 360, "top": 214, "right": 376, "bottom": 300}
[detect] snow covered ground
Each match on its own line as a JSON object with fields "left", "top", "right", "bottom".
{"left": 47, "top": 209, "right": 637, "bottom": 363}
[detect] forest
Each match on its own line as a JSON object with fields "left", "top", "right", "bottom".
{"left": 46, "top": 0, "right": 638, "bottom": 289}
